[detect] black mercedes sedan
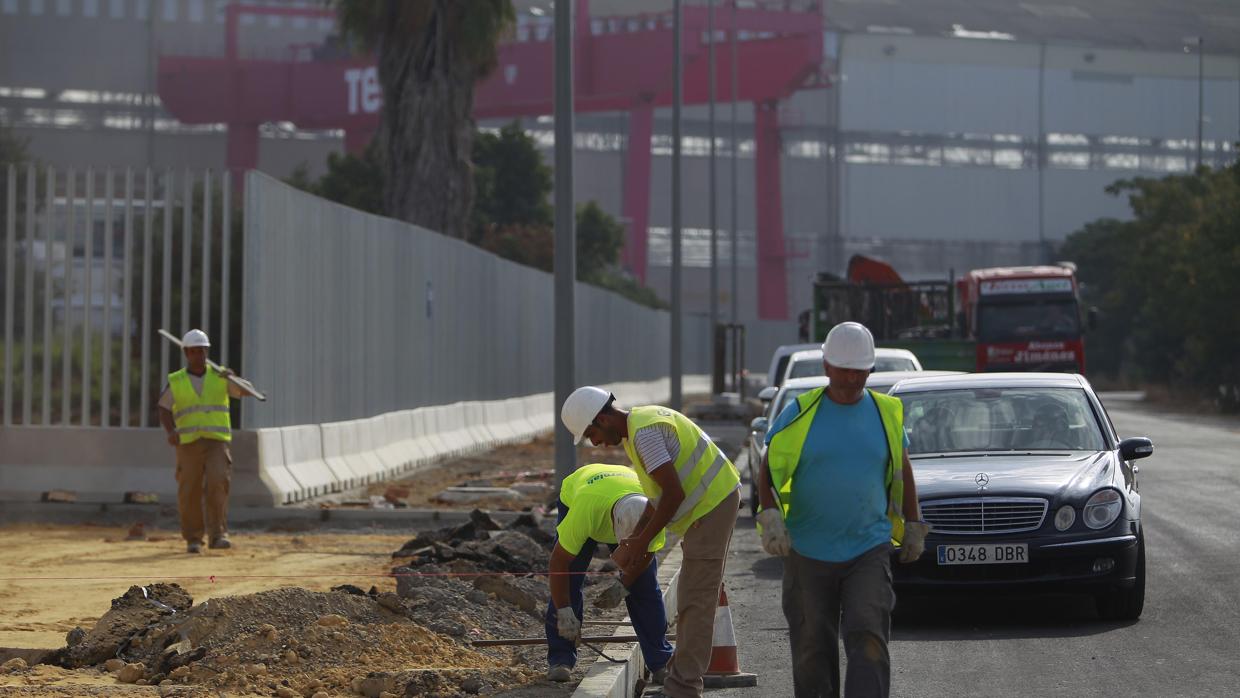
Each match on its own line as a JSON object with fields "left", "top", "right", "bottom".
{"left": 889, "top": 373, "right": 1152, "bottom": 621}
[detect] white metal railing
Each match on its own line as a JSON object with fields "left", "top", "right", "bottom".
{"left": 0, "top": 165, "right": 236, "bottom": 428}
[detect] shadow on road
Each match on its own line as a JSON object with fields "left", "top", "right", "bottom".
{"left": 750, "top": 555, "right": 783, "bottom": 580}
{"left": 893, "top": 591, "right": 1139, "bottom": 641}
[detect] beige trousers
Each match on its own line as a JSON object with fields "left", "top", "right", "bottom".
{"left": 175, "top": 438, "right": 232, "bottom": 544}
{"left": 664, "top": 488, "right": 741, "bottom": 698}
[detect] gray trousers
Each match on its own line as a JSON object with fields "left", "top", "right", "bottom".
{"left": 782, "top": 544, "right": 894, "bottom": 698}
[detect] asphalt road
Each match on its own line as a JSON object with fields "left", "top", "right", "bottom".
{"left": 696, "top": 397, "right": 1240, "bottom": 697}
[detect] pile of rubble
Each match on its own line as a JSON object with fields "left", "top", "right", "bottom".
{"left": 390, "top": 509, "right": 619, "bottom": 625}
{"left": 6, "top": 509, "right": 625, "bottom": 697}
{"left": 30, "top": 582, "right": 529, "bottom": 697}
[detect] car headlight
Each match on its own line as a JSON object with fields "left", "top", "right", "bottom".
{"left": 1083, "top": 489, "right": 1123, "bottom": 530}
{"left": 1054, "top": 505, "right": 1076, "bottom": 531}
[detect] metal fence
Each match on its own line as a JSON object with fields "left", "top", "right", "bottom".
{"left": 0, "top": 166, "right": 709, "bottom": 430}
{"left": 0, "top": 165, "right": 235, "bottom": 427}
{"left": 242, "top": 172, "right": 711, "bottom": 429}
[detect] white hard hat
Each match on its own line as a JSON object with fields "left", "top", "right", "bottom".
{"left": 822, "top": 322, "right": 874, "bottom": 370}
{"left": 182, "top": 329, "right": 211, "bottom": 348}
{"left": 561, "top": 386, "right": 612, "bottom": 445}
{"left": 612, "top": 494, "right": 648, "bottom": 541}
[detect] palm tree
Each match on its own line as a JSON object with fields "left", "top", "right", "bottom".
{"left": 334, "top": 0, "right": 515, "bottom": 238}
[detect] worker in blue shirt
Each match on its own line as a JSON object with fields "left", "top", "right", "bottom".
{"left": 756, "top": 322, "right": 930, "bottom": 698}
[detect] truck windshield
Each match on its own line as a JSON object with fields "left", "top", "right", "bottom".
{"left": 978, "top": 299, "right": 1080, "bottom": 342}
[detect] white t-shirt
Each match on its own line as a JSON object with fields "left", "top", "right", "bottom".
{"left": 631, "top": 424, "right": 681, "bottom": 473}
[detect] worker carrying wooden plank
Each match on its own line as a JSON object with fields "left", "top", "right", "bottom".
{"left": 156, "top": 329, "right": 264, "bottom": 554}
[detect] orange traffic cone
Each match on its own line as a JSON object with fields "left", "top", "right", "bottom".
{"left": 701, "top": 583, "right": 758, "bottom": 688}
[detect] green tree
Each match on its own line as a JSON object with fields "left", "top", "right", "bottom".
{"left": 0, "top": 125, "right": 29, "bottom": 166}
{"left": 333, "top": 0, "right": 515, "bottom": 238}
{"left": 471, "top": 121, "right": 552, "bottom": 240}
{"left": 0, "top": 126, "right": 39, "bottom": 338}
{"left": 574, "top": 200, "right": 625, "bottom": 282}
{"left": 1061, "top": 161, "right": 1240, "bottom": 408}
{"left": 287, "top": 140, "right": 385, "bottom": 215}
{"left": 0, "top": 125, "right": 32, "bottom": 226}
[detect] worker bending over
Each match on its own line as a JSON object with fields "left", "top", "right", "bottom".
{"left": 561, "top": 389, "right": 741, "bottom": 698}
{"left": 546, "top": 463, "right": 674, "bottom": 683}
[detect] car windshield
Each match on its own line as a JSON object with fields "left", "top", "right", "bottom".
{"left": 874, "top": 356, "right": 916, "bottom": 372}
{"left": 978, "top": 300, "right": 1080, "bottom": 342}
{"left": 787, "top": 358, "right": 822, "bottom": 380}
{"left": 771, "top": 387, "right": 812, "bottom": 420}
{"left": 787, "top": 355, "right": 916, "bottom": 380}
{"left": 899, "top": 387, "right": 1106, "bottom": 454}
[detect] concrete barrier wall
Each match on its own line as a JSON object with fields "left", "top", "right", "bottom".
{"left": 0, "top": 427, "right": 265, "bottom": 506}
{"left": 1, "top": 376, "right": 709, "bottom": 506}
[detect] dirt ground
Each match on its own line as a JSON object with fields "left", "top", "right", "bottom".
{"left": 0, "top": 526, "right": 415, "bottom": 651}
{"left": 0, "top": 522, "right": 629, "bottom": 696}
{"left": 0, "top": 427, "right": 719, "bottom": 696}
{"left": 354, "top": 434, "right": 633, "bottom": 513}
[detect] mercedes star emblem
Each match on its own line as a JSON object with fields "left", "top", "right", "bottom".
{"left": 975, "top": 472, "right": 990, "bottom": 488}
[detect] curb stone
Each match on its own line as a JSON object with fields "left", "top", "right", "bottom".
{"left": 572, "top": 545, "right": 683, "bottom": 698}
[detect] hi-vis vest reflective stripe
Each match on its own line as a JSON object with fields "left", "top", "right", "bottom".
{"left": 168, "top": 369, "right": 231, "bottom": 444}
{"left": 766, "top": 388, "right": 907, "bottom": 545}
{"left": 622, "top": 406, "right": 740, "bottom": 536}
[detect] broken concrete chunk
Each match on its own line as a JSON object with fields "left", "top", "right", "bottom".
{"left": 41, "top": 489, "right": 77, "bottom": 503}
{"left": 435, "top": 487, "right": 522, "bottom": 504}
{"left": 510, "top": 482, "right": 551, "bottom": 497}
{"left": 469, "top": 509, "right": 503, "bottom": 531}
{"left": 375, "top": 592, "right": 404, "bottom": 613}
{"left": 116, "top": 662, "right": 145, "bottom": 683}
{"left": 123, "top": 492, "right": 159, "bottom": 504}
{"left": 316, "top": 614, "right": 348, "bottom": 627}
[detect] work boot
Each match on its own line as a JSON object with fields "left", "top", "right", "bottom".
{"left": 186, "top": 542, "right": 202, "bottom": 554}
{"left": 208, "top": 536, "right": 232, "bottom": 550}
{"left": 650, "top": 666, "right": 669, "bottom": 685}
{"left": 547, "top": 665, "right": 571, "bottom": 682}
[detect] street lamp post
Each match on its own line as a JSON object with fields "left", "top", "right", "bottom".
{"left": 1198, "top": 37, "right": 1205, "bottom": 169}
{"left": 670, "top": 0, "right": 683, "bottom": 410}
{"left": 553, "top": 0, "right": 576, "bottom": 485}
{"left": 708, "top": 0, "right": 719, "bottom": 396}
{"left": 1186, "top": 36, "right": 1205, "bottom": 169}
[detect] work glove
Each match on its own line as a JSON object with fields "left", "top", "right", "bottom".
{"left": 593, "top": 578, "right": 630, "bottom": 610}
{"left": 555, "top": 606, "right": 581, "bottom": 642}
{"left": 756, "top": 508, "right": 791, "bottom": 557}
{"left": 899, "top": 521, "right": 931, "bottom": 563}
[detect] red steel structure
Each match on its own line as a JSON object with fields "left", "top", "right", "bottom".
{"left": 157, "top": 1, "right": 825, "bottom": 320}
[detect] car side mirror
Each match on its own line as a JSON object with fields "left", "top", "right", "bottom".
{"left": 750, "top": 417, "right": 769, "bottom": 433}
{"left": 1118, "top": 437, "right": 1153, "bottom": 461}
{"left": 758, "top": 386, "right": 778, "bottom": 403}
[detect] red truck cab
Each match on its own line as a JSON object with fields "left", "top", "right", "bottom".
{"left": 961, "top": 266, "right": 1086, "bottom": 374}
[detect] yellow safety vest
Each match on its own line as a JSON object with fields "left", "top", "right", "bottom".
{"left": 621, "top": 406, "right": 740, "bottom": 536}
{"left": 168, "top": 369, "right": 232, "bottom": 444}
{"left": 766, "top": 388, "right": 907, "bottom": 544}
{"left": 558, "top": 464, "right": 666, "bottom": 553}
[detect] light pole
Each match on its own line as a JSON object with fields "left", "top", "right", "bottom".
{"left": 1186, "top": 36, "right": 1205, "bottom": 169}
{"left": 670, "top": 0, "right": 683, "bottom": 410}
{"left": 553, "top": 0, "right": 576, "bottom": 485}
{"left": 708, "top": 0, "right": 719, "bottom": 396}
{"left": 1198, "top": 37, "right": 1205, "bottom": 169}
{"left": 729, "top": 0, "right": 739, "bottom": 330}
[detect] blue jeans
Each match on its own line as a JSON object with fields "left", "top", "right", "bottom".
{"left": 544, "top": 499, "right": 673, "bottom": 672}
